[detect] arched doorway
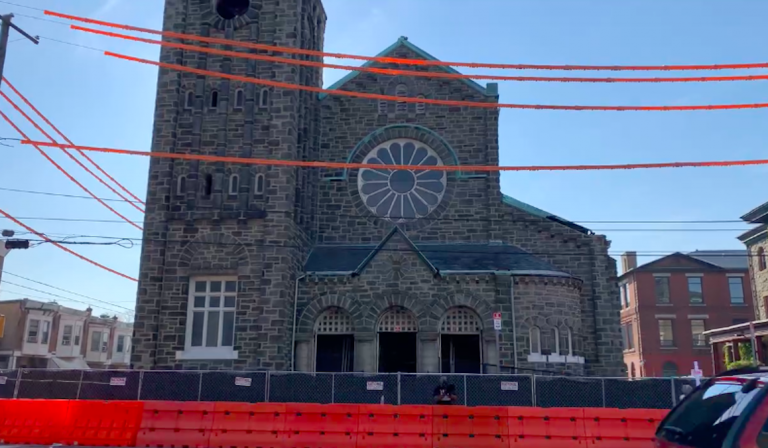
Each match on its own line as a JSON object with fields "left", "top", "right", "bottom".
{"left": 314, "top": 307, "right": 354, "bottom": 372}
{"left": 377, "top": 307, "right": 418, "bottom": 373}
{"left": 439, "top": 307, "right": 483, "bottom": 374}
{"left": 662, "top": 361, "right": 678, "bottom": 377}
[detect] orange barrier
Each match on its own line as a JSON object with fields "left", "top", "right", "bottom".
{"left": 0, "top": 400, "right": 668, "bottom": 447}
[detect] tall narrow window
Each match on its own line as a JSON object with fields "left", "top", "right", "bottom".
{"left": 729, "top": 277, "right": 745, "bottom": 305}
{"left": 210, "top": 90, "right": 219, "bottom": 109}
{"left": 74, "top": 325, "right": 81, "bottom": 346}
{"left": 26, "top": 319, "right": 40, "bottom": 343}
{"left": 565, "top": 328, "right": 573, "bottom": 356}
{"left": 203, "top": 174, "right": 213, "bottom": 197}
{"left": 759, "top": 247, "right": 766, "bottom": 271}
{"left": 626, "top": 322, "right": 635, "bottom": 350}
{"left": 659, "top": 319, "right": 674, "bottom": 347}
{"left": 378, "top": 99, "right": 387, "bottom": 114}
{"left": 41, "top": 321, "right": 50, "bottom": 345}
{"left": 185, "top": 90, "right": 194, "bottom": 109}
{"left": 655, "top": 276, "right": 670, "bottom": 304}
{"left": 529, "top": 326, "right": 541, "bottom": 354}
{"left": 62, "top": 325, "right": 73, "bottom": 346}
{"left": 254, "top": 173, "right": 265, "bottom": 195}
{"left": 90, "top": 331, "right": 102, "bottom": 353}
{"left": 395, "top": 84, "right": 407, "bottom": 113}
{"left": 177, "top": 175, "right": 187, "bottom": 196}
{"left": 691, "top": 320, "right": 706, "bottom": 347}
{"left": 228, "top": 174, "right": 239, "bottom": 195}
{"left": 259, "top": 88, "right": 269, "bottom": 108}
{"left": 234, "top": 88, "right": 245, "bottom": 109}
{"left": 688, "top": 276, "right": 704, "bottom": 304}
{"left": 117, "top": 335, "right": 126, "bottom": 353}
{"left": 187, "top": 278, "right": 238, "bottom": 354}
{"left": 416, "top": 95, "right": 426, "bottom": 114}
{"left": 551, "top": 327, "right": 560, "bottom": 354}
{"left": 620, "top": 283, "right": 628, "bottom": 308}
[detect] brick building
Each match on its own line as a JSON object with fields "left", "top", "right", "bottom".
{"left": 738, "top": 201, "right": 768, "bottom": 319}
{"left": 618, "top": 251, "right": 754, "bottom": 377}
{"left": 133, "top": 0, "right": 624, "bottom": 375}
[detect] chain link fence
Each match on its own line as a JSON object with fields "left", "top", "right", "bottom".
{"left": 0, "top": 369, "right": 701, "bottom": 409}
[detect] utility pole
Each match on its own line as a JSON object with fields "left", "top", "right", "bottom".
{"left": 0, "top": 14, "right": 39, "bottom": 88}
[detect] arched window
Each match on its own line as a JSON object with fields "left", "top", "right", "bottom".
{"left": 254, "top": 173, "right": 265, "bottom": 195}
{"left": 176, "top": 175, "right": 187, "bottom": 196}
{"left": 203, "top": 174, "right": 213, "bottom": 197}
{"left": 377, "top": 307, "right": 417, "bottom": 373}
{"left": 439, "top": 307, "right": 482, "bottom": 374}
{"left": 184, "top": 91, "right": 194, "bottom": 109}
{"left": 314, "top": 307, "right": 354, "bottom": 373}
{"left": 662, "top": 361, "right": 678, "bottom": 377}
{"left": 551, "top": 327, "right": 560, "bottom": 355}
{"left": 259, "top": 88, "right": 269, "bottom": 108}
{"left": 210, "top": 90, "right": 219, "bottom": 109}
{"left": 416, "top": 95, "right": 426, "bottom": 114}
{"left": 759, "top": 247, "right": 766, "bottom": 271}
{"left": 395, "top": 84, "right": 407, "bottom": 113}
{"left": 228, "top": 174, "right": 239, "bottom": 195}
{"left": 565, "top": 328, "right": 573, "bottom": 356}
{"left": 378, "top": 99, "right": 387, "bottom": 115}
{"left": 234, "top": 88, "right": 245, "bottom": 109}
{"left": 530, "top": 327, "right": 541, "bottom": 354}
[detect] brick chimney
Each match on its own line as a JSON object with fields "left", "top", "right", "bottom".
{"left": 621, "top": 251, "right": 637, "bottom": 274}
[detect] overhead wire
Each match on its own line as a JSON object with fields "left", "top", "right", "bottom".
{"left": 0, "top": 185, "right": 143, "bottom": 204}
{"left": 0, "top": 106, "right": 142, "bottom": 231}
{"left": 0, "top": 281, "right": 131, "bottom": 314}
{"left": 21, "top": 138, "right": 768, "bottom": 172}
{"left": 3, "top": 271, "right": 134, "bottom": 312}
{"left": 0, "top": 206, "right": 138, "bottom": 282}
{"left": 75, "top": 25, "right": 768, "bottom": 85}
{"left": 46, "top": 10, "right": 768, "bottom": 72}
{"left": 2, "top": 78, "right": 145, "bottom": 207}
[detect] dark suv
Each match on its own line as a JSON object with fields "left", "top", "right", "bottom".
{"left": 656, "top": 367, "right": 768, "bottom": 448}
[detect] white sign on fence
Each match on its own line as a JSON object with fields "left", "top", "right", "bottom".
{"left": 493, "top": 312, "right": 502, "bottom": 331}
{"left": 110, "top": 377, "right": 127, "bottom": 386}
{"left": 235, "top": 377, "right": 252, "bottom": 387}
{"left": 500, "top": 381, "right": 518, "bottom": 391}
{"left": 0, "top": 376, "right": 6, "bottom": 385}
{"left": 367, "top": 381, "right": 384, "bottom": 391}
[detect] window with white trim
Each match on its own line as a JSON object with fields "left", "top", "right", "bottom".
{"left": 551, "top": 327, "right": 560, "bottom": 354}
{"left": 259, "top": 88, "right": 269, "bottom": 108}
{"left": 90, "top": 330, "right": 102, "bottom": 353}
{"left": 395, "top": 84, "right": 407, "bottom": 113}
{"left": 416, "top": 95, "right": 426, "bottom": 114}
{"left": 530, "top": 326, "right": 541, "bottom": 354}
{"left": 378, "top": 308, "right": 417, "bottom": 332}
{"left": 439, "top": 307, "right": 481, "bottom": 334}
{"left": 228, "top": 174, "right": 239, "bottom": 195}
{"left": 234, "top": 88, "right": 245, "bottom": 109}
{"left": 565, "top": 328, "right": 573, "bottom": 356}
{"left": 254, "top": 173, "right": 265, "bottom": 195}
{"left": 41, "top": 320, "right": 50, "bottom": 345}
{"left": 729, "top": 277, "right": 745, "bottom": 305}
{"left": 378, "top": 99, "right": 387, "bottom": 114}
{"left": 186, "top": 277, "right": 237, "bottom": 355}
{"left": 27, "top": 319, "right": 40, "bottom": 343}
{"left": 117, "top": 335, "right": 126, "bottom": 353}
{"left": 62, "top": 325, "right": 73, "bottom": 346}
{"left": 74, "top": 325, "right": 81, "bottom": 346}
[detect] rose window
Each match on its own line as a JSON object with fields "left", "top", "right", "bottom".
{"left": 357, "top": 139, "right": 447, "bottom": 222}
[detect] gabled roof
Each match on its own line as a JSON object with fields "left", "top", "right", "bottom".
{"left": 741, "top": 200, "right": 768, "bottom": 224}
{"left": 501, "top": 194, "right": 592, "bottom": 235}
{"left": 688, "top": 250, "right": 749, "bottom": 270}
{"left": 319, "top": 36, "right": 496, "bottom": 100}
{"left": 619, "top": 250, "right": 748, "bottom": 279}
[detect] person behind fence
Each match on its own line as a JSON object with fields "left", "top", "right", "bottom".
{"left": 433, "top": 376, "right": 457, "bottom": 405}
{"left": 679, "top": 384, "right": 694, "bottom": 402}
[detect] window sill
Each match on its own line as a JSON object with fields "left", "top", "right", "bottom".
{"left": 689, "top": 303, "right": 706, "bottom": 307}
{"left": 176, "top": 348, "right": 238, "bottom": 361}
{"left": 527, "top": 354, "right": 547, "bottom": 363}
{"left": 566, "top": 355, "right": 585, "bottom": 364}
{"left": 730, "top": 303, "right": 748, "bottom": 307}
{"left": 656, "top": 303, "right": 673, "bottom": 307}
{"left": 660, "top": 346, "right": 678, "bottom": 350}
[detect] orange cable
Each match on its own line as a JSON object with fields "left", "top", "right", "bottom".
{"left": 0, "top": 206, "right": 137, "bottom": 282}
{"left": 20, "top": 140, "right": 768, "bottom": 172}
{"left": 3, "top": 78, "right": 146, "bottom": 210}
{"left": 107, "top": 50, "right": 768, "bottom": 112}
{"left": 75, "top": 25, "right": 768, "bottom": 84}
{"left": 46, "top": 10, "right": 768, "bottom": 72}
{"left": 0, "top": 97, "right": 142, "bottom": 231}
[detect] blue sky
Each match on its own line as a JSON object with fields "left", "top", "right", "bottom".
{"left": 0, "top": 0, "right": 766, "bottom": 316}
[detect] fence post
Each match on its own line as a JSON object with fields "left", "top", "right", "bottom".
{"left": 12, "top": 368, "right": 21, "bottom": 399}
{"left": 331, "top": 373, "right": 335, "bottom": 404}
{"left": 670, "top": 378, "right": 677, "bottom": 407}
{"left": 76, "top": 370, "right": 84, "bottom": 400}
{"left": 463, "top": 375, "right": 468, "bottom": 406}
{"left": 265, "top": 371, "right": 270, "bottom": 403}
{"left": 198, "top": 372, "right": 204, "bottom": 401}
{"left": 137, "top": 370, "right": 144, "bottom": 401}
{"left": 397, "top": 373, "right": 401, "bottom": 405}
{"left": 601, "top": 378, "right": 606, "bottom": 407}
{"left": 531, "top": 375, "right": 536, "bottom": 407}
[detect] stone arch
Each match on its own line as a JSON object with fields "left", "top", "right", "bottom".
{"left": 297, "top": 294, "right": 365, "bottom": 336}
{"left": 363, "top": 291, "right": 426, "bottom": 331}
{"left": 200, "top": 0, "right": 260, "bottom": 31}
{"left": 424, "top": 292, "right": 494, "bottom": 332}
{"left": 175, "top": 232, "right": 250, "bottom": 273}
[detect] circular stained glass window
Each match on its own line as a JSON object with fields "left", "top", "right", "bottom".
{"left": 357, "top": 139, "right": 447, "bottom": 222}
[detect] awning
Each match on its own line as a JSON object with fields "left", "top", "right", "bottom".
{"left": 48, "top": 357, "right": 90, "bottom": 370}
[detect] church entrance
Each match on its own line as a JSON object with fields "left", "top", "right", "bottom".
{"left": 439, "top": 307, "right": 483, "bottom": 374}
{"left": 314, "top": 308, "right": 354, "bottom": 372}
{"left": 377, "top": 308, "right": 418, "bottom": 373}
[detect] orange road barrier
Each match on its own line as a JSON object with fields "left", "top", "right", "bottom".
{"left": 21, "top": 139, "right": 768, "bottom": 173}
{"left": 0, "top": 399, "right": 668, "bottom": 447}
{"left": 46, "top": 10, "right": 768, "bottom": 72}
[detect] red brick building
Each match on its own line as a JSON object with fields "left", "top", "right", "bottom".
{"left": 619, "top": 250, "right": 754, "bottom": 377}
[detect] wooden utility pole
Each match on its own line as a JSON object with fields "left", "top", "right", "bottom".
{"left": 0, "top": 14, "right": 39, "bottom": 88}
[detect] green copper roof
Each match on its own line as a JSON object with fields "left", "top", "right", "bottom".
{"left": 319, "top": 36, "right": 494, "bottom": 100}
{"left": 501, "top": 194, "right": 592, "bottom": 235}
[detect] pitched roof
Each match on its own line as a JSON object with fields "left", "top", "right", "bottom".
{"left": 741, "top": 200, "right": 768, "bottom": 223}
{"left": 319, "top": 36, "right": 496, "bottom": 100}
{"left": 687, "top": 250, "right": 749, "bottom": 270}
{"left": 304, "top": 227, "right": 572, "bottom": 277}
{"left": 501, "top": 194, "right": 592, "bottom": 235}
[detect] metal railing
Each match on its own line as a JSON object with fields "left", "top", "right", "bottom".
{"left": 0, "top": 369, "right": 699, "bottom": 409}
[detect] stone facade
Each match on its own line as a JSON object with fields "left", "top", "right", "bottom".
{"left": 133, "top": 0, "right": 624, "bottom": 376}
{"left": 753, "top": 237, "right": 768, "bottom": 318}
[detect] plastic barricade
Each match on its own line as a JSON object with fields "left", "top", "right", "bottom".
{"left": 583, "top": 408, "right": 657, "bottom": 448}
{"left": 509, "top": 407, "right": 586, "bottom": 448}
{"left": 136, "top": 401, "right": 214, "bottom": 448}
{"left": 63, "top": 400, "right": 144, "bottom": 447}
{"left": 209, "top": 402, "right": 286, "bottom": 448}
{"left": 357, "top": 404, "right": 432, "bottom": 448}
{"left": 282, "top": 403, "right": 358, "bottom": 448}
{"left": 433, "top": 406, "right": 508, "bottom": 448}
{"left": 0, "top": 399, "right": 70, "bottom": 445}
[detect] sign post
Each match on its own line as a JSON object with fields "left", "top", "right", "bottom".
{"left": 691, "top": 361, "right": 703, "bottom": 387}
{"left": 493, "top": 312, "right": 502, "bottom": 373}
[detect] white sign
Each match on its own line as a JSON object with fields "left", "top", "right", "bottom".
{"left": 0, "top": 376, "right": 6, "bottom": 385}
{"left": 235, "top": 377, "right": 252, "bottom": 387}
{"left": 493, "top": 312, "right": 502, "bottom": 331}
{"left": 110, "top": 377, "right": 127, "bottom": 386}
{"left": 500, "top": 381, "right": 518, "bottom": 391}
{"left": 691, "top": 361, "right": 703, "bottom": 387}
{"left": 367, "top": 381, "right": 384, "bottom": 391}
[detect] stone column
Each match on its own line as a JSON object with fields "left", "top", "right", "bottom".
{"left": 419, "top": 332, "right": 439, "bottom": 373}
{"left": 355, "top": 332, "right": 376, "bottom": 372}
{"left": 483, "top": 333, "right": 498, "bottom": 373}
{"left": 294, "top": 334, "right": 312, "bottom": 372}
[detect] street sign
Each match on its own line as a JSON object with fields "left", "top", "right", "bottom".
{"left": 691, "top": 361, "right": 703, "bottom": 386}
{"left": 110, "top": 377, "right": 126, "bottom": 386}
{"left": 235, "top": 377, "right": 252, "bottom": 387}
{"left": 493, "top": 312, "right": 502, "bottom": 331}
{"left": 500, "top": 381, "right": 518, "bottom": 391}
{"left": 367, "top": 381, "right": 384, "bottom": 391}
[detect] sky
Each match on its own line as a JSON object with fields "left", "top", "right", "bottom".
{"left": 0, "top": 0, "right": 766, "bottom": 317}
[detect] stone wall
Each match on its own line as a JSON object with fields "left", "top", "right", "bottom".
{"left": 748, "top": 236, "right": 768, "bottom": 319}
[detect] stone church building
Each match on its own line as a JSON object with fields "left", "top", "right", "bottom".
{"left": 133, "top": 0, "right": 624, "bottom": 376}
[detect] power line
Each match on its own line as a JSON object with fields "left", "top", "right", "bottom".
{"left": 0, "top": 280, "right": 132, "bottom": 314}
{"left": 0, "top": 1, "right": 45, "bottom": 11}
{"left": 3, "top": 271, "right": 134, "bottom": 311}
{"left": 0, "top": 288, "right": 133, "bottom": 311}
{"left": 0, "top": 186, "right": 143, "bottom": 203}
